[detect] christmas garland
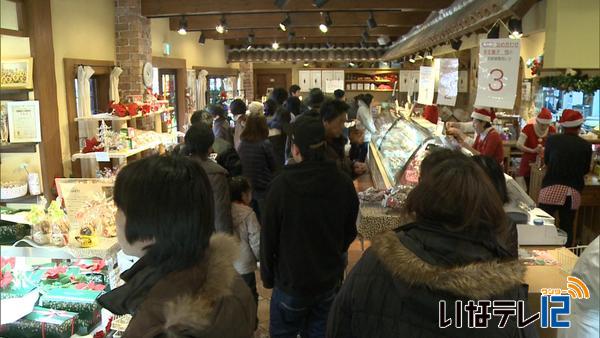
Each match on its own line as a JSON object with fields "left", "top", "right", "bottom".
{"left": 539, "top": 74, "right": 600, "bottom": 94}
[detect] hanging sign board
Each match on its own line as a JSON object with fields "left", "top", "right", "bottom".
{"left": 436, "top": 59, "right": 459, "bottom": 106}
{"left": 55, "top": 178, "right": 114, "bottom": 226}
{"left": 417, "top": 66, "right": 435, "bottom": 105}
{"left": 474, "top": 39, "right": 521, "bottom": 109}
{"left": 325, "top": 79, "right": 344, "bottom": 93}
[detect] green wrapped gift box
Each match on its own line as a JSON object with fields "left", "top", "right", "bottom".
{"left": 38, "top": 288, "right": 102, "bottom": 335}
{"left": 0, "top": 306, "right": 78, "bottom": 338}
{"left": 0, "top": 285, "right": 37, "bottom": 300}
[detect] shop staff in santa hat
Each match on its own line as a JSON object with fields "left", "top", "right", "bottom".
{"left": 516, "top": 107, "right": 556, "bottom": 188}
{"left": 447, "top": 108, "right": 504, "bottom": 165}
{"left": 538, "top": 109, "right": 592, "bottom": 246}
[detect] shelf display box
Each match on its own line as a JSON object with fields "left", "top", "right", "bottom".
{"left": 0, "top": 306, "right": 78, "bottom": 338}
{"left": 38, "top": 288, "right": 102, "bottom": 335}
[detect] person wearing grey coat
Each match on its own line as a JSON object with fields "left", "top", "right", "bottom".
{"left": 184, "top": 123, "right": 233, "bottom": 234}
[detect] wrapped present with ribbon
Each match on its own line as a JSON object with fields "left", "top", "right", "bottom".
{"left": 0, "top": 306, "right": 78, "bottom": 338}
{"left": 38, "top": 288, "right": 102, "bottom": 335}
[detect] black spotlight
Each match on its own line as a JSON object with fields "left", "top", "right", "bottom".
{"left": 279, "top": 14, "right": 291, "bottom": 31}
{"left": 313, "top": 0, "right": 329, "bottom": 8}
{"left": 198, "top": 31, "right": 206, "bottom": 44}
{"left": 487, "top": 25, "right": 500, "bottom": 39}
{"left": 508, "top": 18, "right": 523, "bottom": 39}
{"left": 367, "top": 12, "right": 377, "bottom": 30}
{"left": 451, "top": 38, "right": 462, "bottom": 50}
{"left": 287, "top": 31, "right": 296, "bottom": 42}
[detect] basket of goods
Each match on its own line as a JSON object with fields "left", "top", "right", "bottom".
{"left": 47, "top": 198, "right": 70, "bottom": 247}
{"left": 357, "top": 187, "right": 387, "bottom": 203}
{"left": 381, "top": 185, "right": 413, "bottom": 210}
{"left": 1, "top": 181, "right": 28, "bottom": 200}
{"left": 26, "top": 200, "right": 51, "bottom": 245}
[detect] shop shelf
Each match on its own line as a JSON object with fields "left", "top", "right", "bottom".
{"left": 345, "top": 89, "right": 393, "bottom": 92}
{"left": 0, "top": 142, "right": 38, "bottom": 153}
{"left": 71, "top": 139, "right": 170, "bottom": 161}
{"left": 74, "top": 107, "right": 174, "bottom": 122}
{"left": 1, "top": 237, "right": 120, "bottom": 260}
{"left": 0, "top": 194, "right": 41, "bottom": 205}
{"left": 345, "top": 80, "right": 392, "bottom": 83}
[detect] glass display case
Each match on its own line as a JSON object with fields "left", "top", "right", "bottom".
{"left": 370, "top": 116, "right": 454, "bottom": 188}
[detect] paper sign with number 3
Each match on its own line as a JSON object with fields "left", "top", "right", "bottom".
{"left": 474, "top": 39, "right": 520, "bottom": 109}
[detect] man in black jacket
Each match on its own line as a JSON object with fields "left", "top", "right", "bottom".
{"left": 538, "top": 109, "right": 592, "bottom": 246}
{"left": 260, "top": 114, "right": 359, "bottom": 338}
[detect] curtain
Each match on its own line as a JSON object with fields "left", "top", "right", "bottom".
{"left": 109, "top": 66, "right": 123, "bottom": 103}
{"left": 77, "top": 65, "right": 95, "bottom": 117}
{"left": 198, "top": 69, "right": 208, "bottom": 110}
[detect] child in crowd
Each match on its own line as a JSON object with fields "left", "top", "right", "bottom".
{"left": 229, "top": 176, "right": 261, "bottom": 306}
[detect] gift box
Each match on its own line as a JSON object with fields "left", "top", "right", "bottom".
{"left": 0, "top": 306, "right": 78, "bottom": 338}
{"left": 38, "top": 288, "right": 102, "bottom": 335}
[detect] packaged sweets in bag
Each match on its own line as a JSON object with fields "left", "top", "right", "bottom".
{"left": 27, "top": 198, "right": 50, "bottom": 245}
{"left": 47, "top": 198, "right": 69, "bottom": 247}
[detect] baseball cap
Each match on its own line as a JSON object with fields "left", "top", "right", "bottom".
{"left": 290, "top": 114, "right": 325, "bottom": 152}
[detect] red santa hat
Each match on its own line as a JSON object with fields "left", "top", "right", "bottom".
{"left": 470, "top": 108, "right": 495, "bottom": 123}
{"left": 423, "top": 105, "right": 439, "bottom": 124}
{"left": 559, "top": 109, "right": 584, "bottom": 128}
{"left": 536, "top": 107, "right": 553, "bottom": 124}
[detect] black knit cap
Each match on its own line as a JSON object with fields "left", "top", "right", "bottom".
{"left": 290, "top": 114, "right": 325, "bottom": 152}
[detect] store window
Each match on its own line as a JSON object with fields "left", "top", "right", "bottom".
{"left": 538, "top": 88, "right": 600, "bottom": 128}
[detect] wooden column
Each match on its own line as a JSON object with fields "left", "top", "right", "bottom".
{"left": 25, "top": 0, "right": 63, "bottom": 198}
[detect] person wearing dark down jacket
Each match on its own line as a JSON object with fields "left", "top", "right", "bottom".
{"left": 183, "top": 123, "right": 233, "bottom": 233}
{"left": 261, "top": 114, "right": 359, "bottom": 338}
{"left": 97, "top": 155, "right": 256, "bottom": 338}
{"left": 327, "top": 151, "right": 538, "bottom": 338}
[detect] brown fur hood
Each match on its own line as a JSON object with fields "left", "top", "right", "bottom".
{"left": 372, "top": 231, "right": 525, "bottom": 299}
{"left": 158, "top": 233, "right": 253, "bottom": 337}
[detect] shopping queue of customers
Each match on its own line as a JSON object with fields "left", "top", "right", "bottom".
{"left": 99, "top": 88, "right": 597, "bottom": 338}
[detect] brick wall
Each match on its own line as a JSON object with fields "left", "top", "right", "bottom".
{"left": 239, "top": 62, "right": 254, "bottom": 101}
{"left": 114, "top": 0, "right": 151, "bottom": 100}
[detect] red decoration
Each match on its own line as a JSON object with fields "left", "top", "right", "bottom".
{"left": 0, "top": 270, "right": 13, "bottom": 289}
{"left": 127, "top": 103, "right": 139, "bottom": 117}
{"left": 141, "top": 104, "right": 151, "bottom": 115}
{"left": 74, "top": 281, "right": 106, "bottom": 291}
{"left": 0, "top": 257, "right": 15, "bottom": 269}
{"left": 44, "top": 265, "right": 68, "bottom": 280}
{"left": 110, "top": 102, "right": 128, "bottom": 117}
{"left": 76, "top": 259, "right": 106, "bottom": 272}
{"left": 82, "top": 137, "right": 104, "bottom": 153}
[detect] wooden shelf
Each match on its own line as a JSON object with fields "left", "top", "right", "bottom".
{"left": 74, "top": 107, "right": 174, "bottom": 122}
{"left": 0, "top": 142, "right": 38, "bottom": 153}
{"left": 345, "top": 80, "right": 392, "bottom": 83}
{"left": 345, "top": 89, "right": 393, "bottom": 92}
{"left": 71, "top": 138, "right": 175, "bottom": 161}
{"left": 0, "top": 194, "right": 41, "bottom": 204}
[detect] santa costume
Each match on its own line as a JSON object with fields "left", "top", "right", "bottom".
{"left": 518, "top": 108, "right": 556, "bottom": 178}
{"left": 471, "top": 108, "right": 504, "bottom": 165}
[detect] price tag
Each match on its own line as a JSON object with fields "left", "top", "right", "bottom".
{"left": 474, "top": 39, "right": 521, "bottom": 109}
{"left": 436, "top": 59, "right": 459, "bottom": 106}
{"left": 95, "top": 152, "right": 110, "bottom": 162}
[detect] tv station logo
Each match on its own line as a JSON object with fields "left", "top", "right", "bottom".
{"left": 439, "top": 276, "right": 590, "bottom": 329}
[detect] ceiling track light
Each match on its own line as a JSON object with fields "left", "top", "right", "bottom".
{"left": 367, "top": 12, "right": 377, "bottom": 30}
{"left": 287, "top": 31, "right": 296, "bottom": 42}
{"left": 274, "top": 0, "right": 289, "bottom": 9}
{"left": 216, "top": 15, "right": 227, "bottom": 34}
{"left": 450, "top": 38, "right": 462, "bottom": 50}
{"left": 313, "top": 0, "right": 329, "bottom": 8}
{"left": 425, "top": 49, "right": 433, "bottom": 60}
{"left": 415, "top": 53, "right": 423, "bottom": 61}
{"left": 409, "top": 55, "right": 416, "bottom": 63}
{"left": 247, "top": 45, "right": 252, "bottom": 50}
{"left": 279, "top": 13, "right": 291, "bottom": 31}
{"left": 359, "top": 41, "right": 366, "bottom": 49}
{"left": 177, "top": 16, "right": 188, "bottom": 35}
{"left": 248, "top": 33, "right": 255, "bottom": 44}
{"left": 508, "top": 18, "right": 523, "bottom": 39}
{"left": 319, "top": 12, "right": 332, "bottom": 33}
{"left": 198, "top": 31, "right": 206, "bottom": 44}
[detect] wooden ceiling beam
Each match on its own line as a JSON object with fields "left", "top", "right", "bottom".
{"left": 224, "top": 36, "right": 384, "bottom": 45}
{"left": 142, "top": 0, "right": 454, "bottom": 17}
{"left": 168, "top": 11, "right": 428, "bottom": 30}
{"left": 201, "top": 27, "right": 409, "bottom": 39}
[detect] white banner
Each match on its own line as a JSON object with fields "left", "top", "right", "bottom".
{"left": 417, "top": 66, "right": 435, "bottom": 105}
{"left": 474, "top": 38, "right": 521, "bottom": 109}
{"left": 436, "top": 59, "right": 459, "bottom": 106}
